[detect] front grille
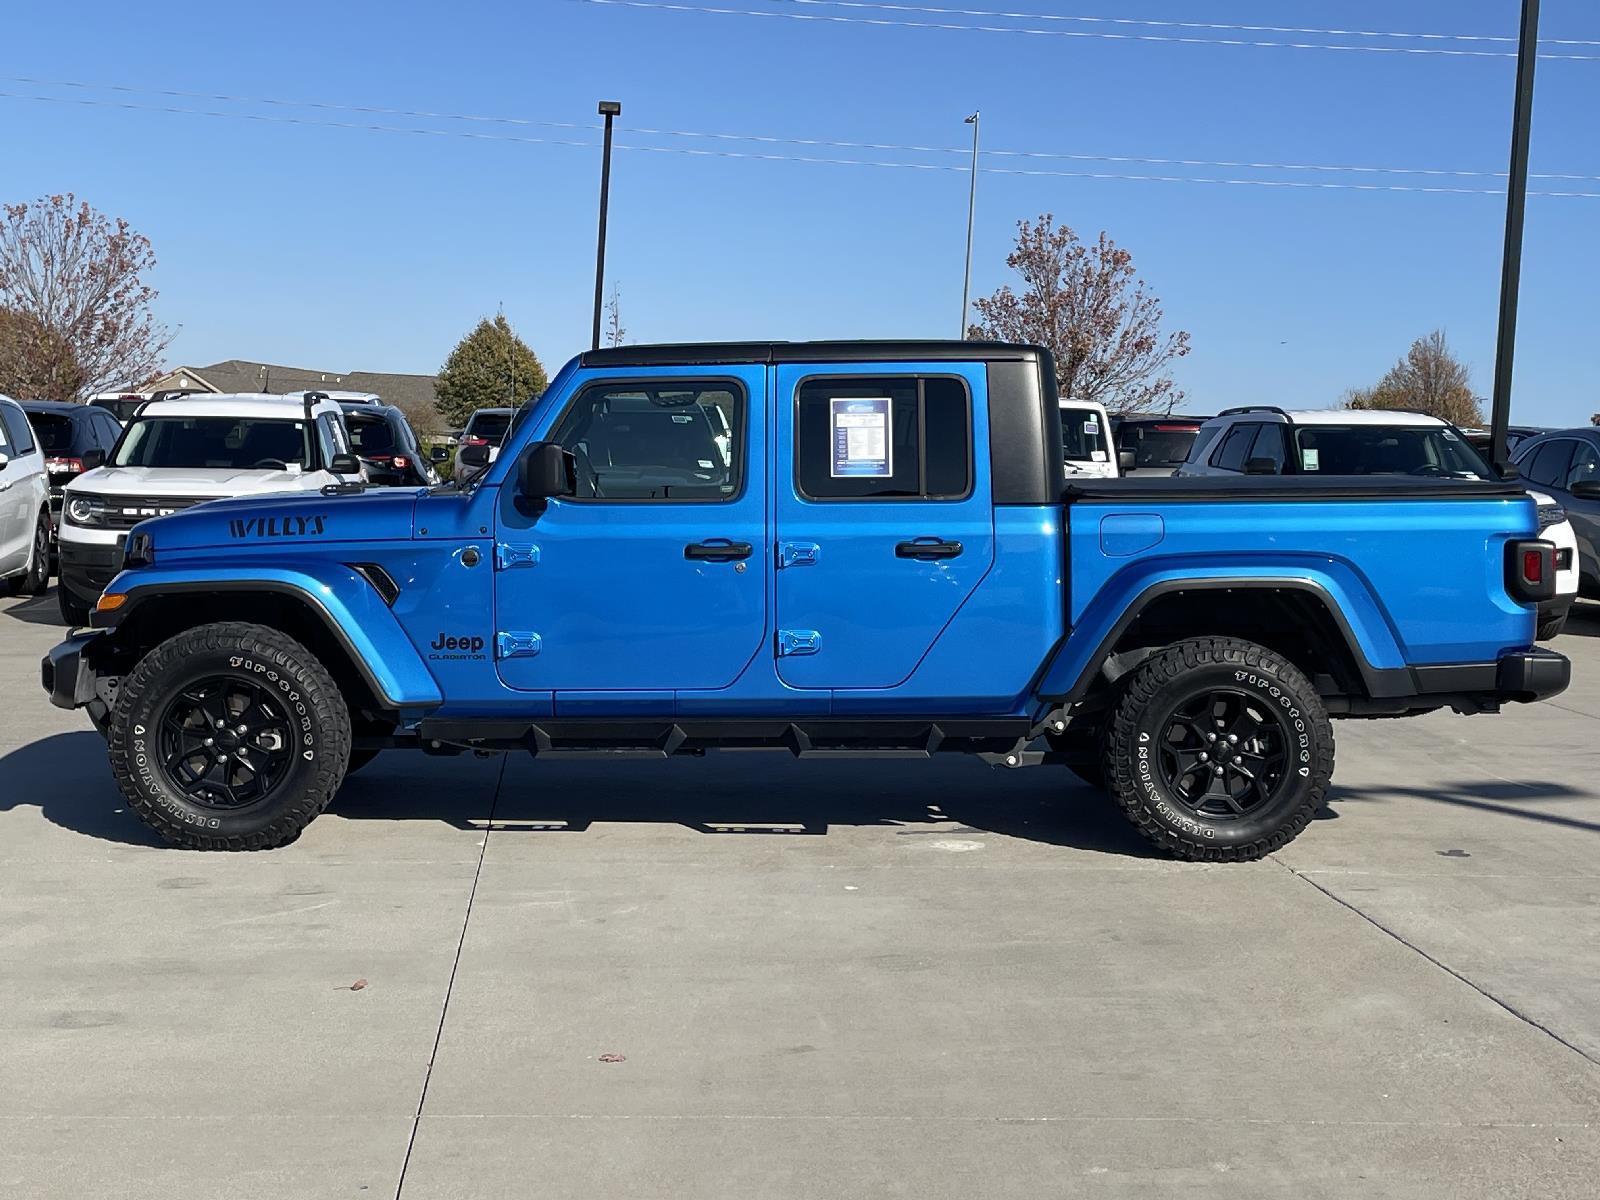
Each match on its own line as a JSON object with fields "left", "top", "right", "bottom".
{"left": 100, "top": 496, "right": 214, "bottom": 529}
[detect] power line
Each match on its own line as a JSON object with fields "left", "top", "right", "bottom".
{"left": 10, "top": 76, "right": 1600, "bottom": 183}
{"left": 760, "top": 0, "right": 1600, "bottom": 48}
{"left": 5, "top": 90, "right": 1599, "bottom": 199}
{"left": 575, "top": 0, "right": 1600, "bottom": 61}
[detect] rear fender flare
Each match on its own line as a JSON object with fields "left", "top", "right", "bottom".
{"left": 1036, "top": 563, "right": 1406, "bottom": 704}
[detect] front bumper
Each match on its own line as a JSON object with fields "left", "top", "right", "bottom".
{"left": 58, "top": 540, "right": 123, "bottom": 604}
{"left": 41, "top": 630, "right": 105, "bottom": 710}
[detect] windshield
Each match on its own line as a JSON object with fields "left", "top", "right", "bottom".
{"left": 1292, "top": 425, "right": 1493, "bottom": 479}
{"left": 112, "top": 416, "right": 313, "bottom": 470}
{"left": 1060, "top": 405, "right": 1109, "bottom": 464}
{"left": 28, "top": 414, "right": 75, "bottom": 453}
{"left": 1120, "top": 424, "right": 1200, "bottom": 468}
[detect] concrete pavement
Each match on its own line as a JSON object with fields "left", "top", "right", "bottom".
{"left": 2, "top": 588, "right": 1597, "bottom": 1198}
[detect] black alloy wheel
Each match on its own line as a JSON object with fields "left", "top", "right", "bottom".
{"left": 1155, "top": 688, "right": 1289, "bottom": 819}
{"left": 158, "top": 677, "right": 296, "bottom": 809}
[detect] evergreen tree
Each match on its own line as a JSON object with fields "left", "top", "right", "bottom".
{"left": 434, "top": 315, "right": 547, "bottom": 430}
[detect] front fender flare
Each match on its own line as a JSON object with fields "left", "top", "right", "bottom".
{"left": 95, "top": 563, "right": 443, "bottom": 710}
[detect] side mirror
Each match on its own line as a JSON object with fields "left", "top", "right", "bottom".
{"left": 81, "top": 449, "right": 105, "bottom": 471}
{"left": 1571, "top": 480, "right": 1600, "bottom": 500}
{"left": 1243, "top": 456, "right": 1279, "bottom": 476}
{"left": 429, "top": 445, "right": 449, "bottom": 463}
{"left": 1117, "top": 449, "right": 1137, "bottom": 473}
{"left": 456, "top": 443, "right": 490, "bottom": 469}
{"left": 330, "top": 452, "right": 362, "bottom": 476}
{"left": 1497, "top": 461, "right": 1521, "bottom": 481}
{"left": 0, "top": 452, "right": 9, "bottom": 472}
{"left": 518, "top": 441, "right": 576, "bottom": 500}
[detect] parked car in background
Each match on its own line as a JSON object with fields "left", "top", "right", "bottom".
{"left": 19, "top": 402, "right": 127, "bottom": 556}
{"left": 1513, "top": 428, "right": 1600, "bottom": 604}
{"left": 88, "top": 392, "right": 150, "bottom": 424}
{"left": 1110, "top": 413, "right": 1211, "bottom": 476}
{"left": 1059, "top": 399, "right": 1117, "bottom": 478}
{"left": 0, "top": 395, "right": 52, "bottom": 596}
{"left": 1178, "top": 407, "right": 1579, "bottom": 638}
{"left": 1463, "top": 425, "right": 1548, "bottom": 461}
{"left": 339, "top": 402, "right": 439, "bottom": 486}
{"left": 452, "top": 406, "right": 512, "bottom": 485}
{"left": 56, "top": 392, "right": 364, "bottom": 625}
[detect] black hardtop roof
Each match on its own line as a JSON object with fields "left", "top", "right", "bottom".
{"left": 578, "top": 340, "right": 1049, "bottom": 368}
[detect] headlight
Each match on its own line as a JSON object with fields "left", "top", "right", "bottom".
{"left": 1537, "top": 504, "right": 1567, "bottom": 531}
{"left": 65, "top": 494, "right": 108, "bottom": 526}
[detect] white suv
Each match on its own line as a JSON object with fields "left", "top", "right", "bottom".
{"left": 0, "top": 396, "right": 52, "bottom": 598}
{"left": 57, "top": 392, "right": 362, "bottom": 624}
{"left": 1176, "top": 407, "right": 1580, "bottom": 639}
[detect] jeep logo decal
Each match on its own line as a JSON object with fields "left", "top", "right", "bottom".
{"left": 229, "top": 515, "right": 328, "bottom": 539}
{"left": 429, "top": 633, "right": 487, "bottom": 661}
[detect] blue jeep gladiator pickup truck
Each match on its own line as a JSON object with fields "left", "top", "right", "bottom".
{"left": 41, "top": 341, "right": 1570, "bottom": 859}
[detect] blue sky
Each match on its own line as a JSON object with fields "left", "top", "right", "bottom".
{"left": 4, "top": 1, "right": 1597, "bottom": 424}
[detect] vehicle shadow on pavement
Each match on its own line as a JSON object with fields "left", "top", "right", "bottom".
{"left": 1328, "top": 778, "right": 1598, "bottom": 834}
{"left": 2, "top": 589, "right": 66, "bottom": 628}
{"left": 478, "top": 757, "right": 1161, "bottom": 857}
{"left": 1, "top": 733, "right": 1162, "bottom": 857}
{"left": 0, "top": 732, "right": 166, "bottom": 847}
{"left": 1564, "top": 601, "right": 1600, "bottom": 638}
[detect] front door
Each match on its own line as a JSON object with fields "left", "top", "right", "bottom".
{"left": 493, "top": 368, "right": 768, "bottom": 692}
{"left": 772, "top": 363, "right": 995, "bottom": 690}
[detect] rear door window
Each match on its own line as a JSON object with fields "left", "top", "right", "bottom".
{"left": 795, "top": 376, "right": 971, "bottom": 500}
{"left": 1565, "top": 442, "right": 1600, "bottom": 489}
{"left": 0, "top": 405, "right": 36, "bottom": 455}
{"left": 1248, "top": 424, "right": 1288, "bottom": 473}
{"left": 1211, "top": 424, "right": 1258, "bottom": 472}
{"left": 1522, "top": 440, "right": 1575, "bottom": 489}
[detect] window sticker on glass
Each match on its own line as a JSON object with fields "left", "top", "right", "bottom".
{"left": 1301, "top": 448, "right": 1320, "bottom": 471}
{"left": 830, "top": 397, "right": 892, "bottom": 478}
{"left": 1083, "top": 419, "right": 1099, "bottom": 433}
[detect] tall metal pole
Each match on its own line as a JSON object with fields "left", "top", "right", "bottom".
{"left": 593, "top": 100, "right": 622, "bottom": 352}
{"left": 1489, "top": 0, "right": 1540, "bottom": 470}
{"left": 960, "top": 111, "right": 980, "bottom": 338}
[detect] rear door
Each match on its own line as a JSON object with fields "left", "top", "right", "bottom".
{"left": 772, "top": 363, "right": 995, "bottom": 690}
{"left": 493, "top": 368, "right": 767, "bottom": 692}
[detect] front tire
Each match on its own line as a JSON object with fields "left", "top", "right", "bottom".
{"left": 1104, "top": 637, "right": 1333, "bottom": 862}
{"left": 108, "top": 622, "right": 351, "bottom": 850}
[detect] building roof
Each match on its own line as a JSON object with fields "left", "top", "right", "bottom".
{"left": 149, "top": 360, "right": 441, "bottom": 432}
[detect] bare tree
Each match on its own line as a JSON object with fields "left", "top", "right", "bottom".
{"left": 1344, "top": 330, "right": 1483, "bottom": 426}
{"left": 0, "top": 194, "right": 171, "bottom": 397}
{"left": 0, "top": 307, "right": 84, "bottom": 400}
{"left": 968, "top": 214, "right": 1190, "bottom": 413}
{"left": 604, "top": 284, "right": 627, "bottom": 348}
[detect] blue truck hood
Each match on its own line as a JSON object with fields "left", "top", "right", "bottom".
{"left": 136, "top": 488, "right": 423, "bottom": 549}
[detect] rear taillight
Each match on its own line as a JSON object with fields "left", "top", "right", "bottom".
{"left": 1506, "top": 539, "right": 1556, "bottom": 603}
{"left": 46, "top": 457, "right": 83, "bottom": 475}
{"left": 391, "top": 455, "right": 409, "bottom": 469}
{"left": 463, "top": 435, "right": 487, "bottom": 447}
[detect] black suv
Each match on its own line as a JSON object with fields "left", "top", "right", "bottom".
{"left": 19, "top": 401, "right": 125, "bottom": 548}
{"left": 338, "top": 402, "right": 438, "bottom": 486}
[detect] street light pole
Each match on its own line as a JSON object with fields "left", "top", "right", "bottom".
{"left": 592, "top": 100, "right": 622, "bottom": 352}
{"left": 1489, "top": 0, "right": 1540, "bottom": 470}
{"left": 960, "top": 111, "right": 980, "bottom": 338}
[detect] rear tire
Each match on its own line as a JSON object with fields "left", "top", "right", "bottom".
{"left": 1104, "top": 637, "right": 1333, "bottom": 862}
{"left": 5, "top": 509, "right": 50, "bottom": 596}
{"left": 108, "top": 622, "right": 351, "bottom": 850}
